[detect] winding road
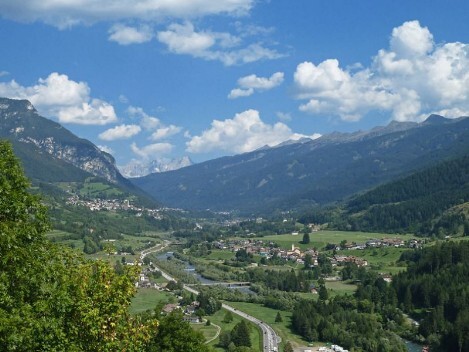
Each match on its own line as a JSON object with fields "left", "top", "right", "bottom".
{"left": 140, "top": 244, "right": 280, "bottom": 352}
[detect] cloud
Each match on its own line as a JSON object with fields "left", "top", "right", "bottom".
{"left": 186, "top": 109, "right": 320, "bottom": 154}
{"left": 150, "top": 125, "right": 182, "bottom": 141}
{"left": 157, "top": 22, "right": 283, "bottom": 65}
{"left": 0, "top": 0, "right": 254, "bottom": 28}
{"left": 276, "top": 112, "right": 292, "bottom": 122}
{"left": 98, "top": 145, "right": 114, "bottom": 154}
{"left": 228, "top": 72, "right": 284, "bottom": 98}
{"left": 126, "top": 105, "right": 182, "bottom": 140}
{"left": 127, "top": 106, "right": 161, "bottom": 130}
{"left": 131, "top": 142, "right": 173, "bottom": 159}
{"left": 294, "top": 20, "right": 469, "bottom": 122}
{"left": 108, "top": 24, "right": 153, "bottom": 45}
{"left": 157, "top": 22, "right": 216, "bottom": 54}
{"left": 0, "top": 72, "right": 117, "bottom": 125}
{"left": 99, "top": 124, "right": 141, "bottom": 141}
{"left": 228, "top": 88, "right": 255, "bottom": 99}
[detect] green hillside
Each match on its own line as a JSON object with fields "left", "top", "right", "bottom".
{"left": 301, "top": 155, "right": 469, "bottom": 237}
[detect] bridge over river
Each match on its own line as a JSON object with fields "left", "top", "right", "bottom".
{"left": 140, "top": 245, "right": 279, "bottom": 352}
{"left": 186, "top": 281, "right": 251, "bottom": 287}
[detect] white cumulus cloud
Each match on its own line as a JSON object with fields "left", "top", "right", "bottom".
{"left": 0, "top": 0, "right": 253, "bottom": 28}
{"left": 186, "top": 109, "right": 320, "bottom": 154}
{"left": 0, "top": 72, "right": 117, "bottom": 125}
{"left": 294, "top": 20, "right": 469, "bottom": 122}
{"left": 108, "top": 24, "right": 153, "bottom": 45}
{"left": 157, "top": 22, "right": 282, "bottom": 65}
{"left": 99, "top": 124, "right": 141, "bottom": 141}
{"left": 229, "top": 72, "right": 284, "bottom": 99}
{"left": 126, "top": 105, "right": 182, "bottom": 140}
{"left": 150, "top": 125, "right": 182, "bottom": 141}
{"left": 131, "top": 142, "right": 173, "bottom": 159}
{"left": 127, "top": 106, "right": 161, "bottom": 130}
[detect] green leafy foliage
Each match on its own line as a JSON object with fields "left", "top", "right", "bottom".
{"left": 291, "top": 296, "right": 407, "bottom": 351}
{"left": 142, "top": 311, "right": 210, "bottom": 352}
{"left": 0, "top": 141, "right": 210, "bottom": 352}
{"left": 230, "top": 320, "right": 251, "bottom": 347}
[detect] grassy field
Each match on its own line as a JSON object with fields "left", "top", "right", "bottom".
{"left": 207, "top": 307, "right": 262, "bottom": 352}
{"left": 191, "top": 322, "right": 220, "bottom": 343}
{"left": 205, "top": 249, "right": 236, "bottom": 261}
{"left": 225, "top": 301, "right": 310, "bottom": 350}
{"left": 325, "top": 280, "right": 358, "bottom": 296}
{"left": 78, "top": 179, "right": 124, "bottom": 198}
{"left": 259, "top": 231, "right": 416, "bottom": 251}
{"left": 46, "top": 230, "right": 84, "bottom": 251}
{"left": 129, "top": 288, "right": 175, "bottom": 315}
{"left": 339, "top": 246, "right": 409, "bottom": 274}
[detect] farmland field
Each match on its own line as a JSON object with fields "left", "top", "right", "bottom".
{"left": 258, "top": 231, "right": 416, "bottom": 251}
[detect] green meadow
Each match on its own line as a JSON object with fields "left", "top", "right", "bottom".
{"left": 258, "top": 230, "right": 416, "bottom": 251}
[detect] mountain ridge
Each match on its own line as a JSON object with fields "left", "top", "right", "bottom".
{"left": 0, "top": 97, "right": 154, "bottom": 205}
{"left": 133, "top": 115, "right": 469, "bottom": 213}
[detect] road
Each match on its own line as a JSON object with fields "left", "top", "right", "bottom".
{"left": 140, "top": 245, "right": 279, "bottom": 352}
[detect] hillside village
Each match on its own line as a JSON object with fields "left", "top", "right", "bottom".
{"left": 212, "top": 236, "right": 422, "bottom": 268}
{"left": 66, "top": 194, "right": 182, "bottom": 219}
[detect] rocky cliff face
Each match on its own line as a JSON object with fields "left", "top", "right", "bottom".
{"left": 119, "top": 156, "right": 194, "bottom": 178}
{"left": 0, "top": 97, "right": 124, "bottom": 184}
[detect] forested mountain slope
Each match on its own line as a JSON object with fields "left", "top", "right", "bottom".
{"left": 344, "top": 155, "right": 469, "bottom": 234}
{"left": 134, "top": 115, "right": 469, "bottom": 213}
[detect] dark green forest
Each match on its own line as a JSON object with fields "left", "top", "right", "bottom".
{"left": 299, "top": 155, "right": 469, "bottom": 236}
{"left": 393, "top": 241, "right": 469, "bottom": 351}
{"left": 291, "top": 241, "right": 469, "bottom": 352}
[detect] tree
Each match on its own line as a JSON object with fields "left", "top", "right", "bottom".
{"left": 146, "top": 311, "right": 210, "bottom": 352}
{"left": 304, "top": 253, "right": 313, "bottom": 269}
{"left": 284, "top": 341, "right": 294, "bottom": 352}
{"left": 218, "top": 331, "right": 231, "bottom": 348}
{"left": 231, "top": 320, "right": 251, "bottom": 347}
{"left": 318, "top": 284, "right": 328, "bottom": 301}
{"left": 275, "top": 312, "right": 283, "bottom": 323}
{"left": 0, "top": 141, "right": 159, "bottom": 351}
{"left": 302, "top": 232, "right": 310, "bottom": 244}
{"left": 223, "top": 311, "right": 234, "bottom": 323}
{"left": 198, "top": 291, "right": 221, "bottom": 315}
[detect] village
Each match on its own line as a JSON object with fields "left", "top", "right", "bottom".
{"left": 211, "top": 235, "right": 422, "bottom": 269}
{"left": 66, "top": 194, "right": 182, "bottom": 219}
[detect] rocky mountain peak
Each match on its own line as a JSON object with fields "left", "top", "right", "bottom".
{"left": 0, "top": 97, "right": 126, "bottom": 185}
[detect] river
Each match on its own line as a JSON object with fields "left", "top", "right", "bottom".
{"left": 157, "top": 252, "right": 255, "bottom": 294}
{"left": 405, "top": 340, "right": 422, "bottom": 352}
{"left": 158, "top": 253, "right": 422, "bottom": 351}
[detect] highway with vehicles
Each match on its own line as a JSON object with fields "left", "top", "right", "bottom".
{"left": 140, "top": 246, "right": 280, "bottom": 352}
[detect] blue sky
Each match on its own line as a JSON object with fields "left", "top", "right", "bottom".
{"left": 1, "top": 0, "right": 469, "bottom": 167}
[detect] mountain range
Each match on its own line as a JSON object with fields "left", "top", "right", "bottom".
{"left": 133, "top": 114, "right": 469, "bottom": 213}
{"left": 118, "top": 156, "right": 193, "bottom": 178}
{"left": 1, "top": 97, "right": 468, "bottom": 219}
{"left": 0, "top": 97, "right": 151, "bottom": 204}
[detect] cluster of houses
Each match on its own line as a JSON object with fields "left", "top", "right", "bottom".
{"left": 161, "top": 302, "right": 201, "bottom": 323}
{"left": 212, "top": 235, "right": 425, "bottom": 271}
{"left": 317, "top": 345, "right": 349, "bottom": 352}
{"left": 66, "top": 195, "right": 178, "bottom": 219}
{"left": 136, "top": 270, "right": 163, "bottom": 289}
{"left": 212, "top": 239, "right": 369, "bottom": 268}
{"left": 332, "top": 255, "right": 368, "bottom": 267}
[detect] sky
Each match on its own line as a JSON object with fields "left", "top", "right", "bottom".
{"left": 1, "top": 0, "right": 469, "bottom": 167}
